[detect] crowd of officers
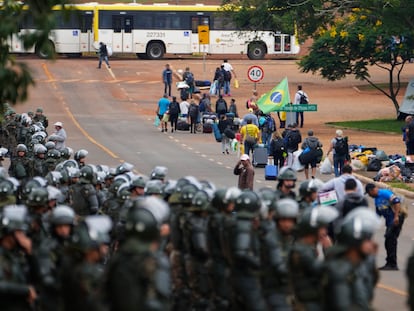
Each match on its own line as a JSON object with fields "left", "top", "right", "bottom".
{"left": 0, "top": 107, "right": 407, "bottom": 311}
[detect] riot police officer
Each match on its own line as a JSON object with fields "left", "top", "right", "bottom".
{"left": 74, "top": 149, "right": 88, "bottom": 168}
{"left": 105, "top": 197, "right": 171, "bottom": 311}
{"left": 69, "top": 164, "right": 99, "bottom": 216}
{"left": 8, "top": 144, "right": 34, "bottom": 181}
{"left": 275, "top": 167, "right": 297, "bottom": 200}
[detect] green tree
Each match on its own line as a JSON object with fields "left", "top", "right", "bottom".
{"left": 299, "top": 1, "right": 414, "bottom": 118}
{"left": 0, "top": 0, "right": 67, "bottom": 116}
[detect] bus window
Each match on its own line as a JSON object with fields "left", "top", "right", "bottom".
{"left": 124, "top": 16, "right": 133, "bottom": 33}
{"left": 191, "top": 16, "right": 210, "bottom": 33}
{"left": 284, "top": 35, "right": 291, "bottom": 52}
{"left": 113, "top": 16, "right": 122, "bottom": 33}
{"left": 80, "top": 13, "right": 93, "bottom": 33}
{"left": 274, "top": 35, "right": 281, "bottom": 52}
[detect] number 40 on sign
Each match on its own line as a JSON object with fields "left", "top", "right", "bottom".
{"left": 247, "top": 65, "right": 264, "bottom": 83}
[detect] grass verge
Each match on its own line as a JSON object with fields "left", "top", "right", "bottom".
{"left": 326, "top": 119, "right": 404, "bottom": 134}
{"left": 388, "top": 181, "right": 414, "bottom": 192}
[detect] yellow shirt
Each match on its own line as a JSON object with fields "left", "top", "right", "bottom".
{"left": 241, "top": 124, "right": 259, "bottom": 140}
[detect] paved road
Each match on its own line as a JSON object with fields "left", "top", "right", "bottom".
{"left": 21, "top": 56, "right": 414, "bottom": 310}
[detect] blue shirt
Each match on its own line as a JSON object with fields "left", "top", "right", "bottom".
{"left": 158, "top": 98, "right": 170, "bottom": 115}
{"left": 162, "top": 69, "right": 172, "bottom": 84}
{"left": 374, "top": 189, "right": 395, "bottom": 227}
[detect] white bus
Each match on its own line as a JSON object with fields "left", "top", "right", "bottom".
{"left": 8, "top": 3, "right": 300, "bottom": 60}
{"left": 96, "top": 3, "right": 300, "bottom": 60}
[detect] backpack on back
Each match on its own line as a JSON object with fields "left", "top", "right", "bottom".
{"left": 271, "top": 138, "right": 286, "bottom": 154}
{"left": 189, "top": 104, "right": 198, "bottom": 117}
{"left": 287, "top": 130, "right": 301, "bottom": 148}
{"left": 217, "top": 99, "right": 226, "bottom": 112}
{"left": 334, "top": 138, "right": 349, "bottom": 156}
{"left": 223, "top": 70, "right": 232, "bottom": 81}
{"left": 169, "top": 102, "right": 179, "bottom": 115}
{"left": 185, "top": 72, "right": 194, "bottom": 85}
{"left": 264, "top": 116, "right": 276, "bottom": 133}
{"left": 299, "top": 91, "right": 308, "bottom": 104}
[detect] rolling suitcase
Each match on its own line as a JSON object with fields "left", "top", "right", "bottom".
{"left": 203, "top": 123, "right": 213, "bottom": 133}
{"left": 212, "top": 123, "right": 222, "bottom": 142}
{"left": 265, "top": 157, "right": 278, "bottom": 180}
{"left": 253, "top": 146, "right": 267, "bottom": 168}
{"left": 177, "top": 120, "right": 190, "bottom": 131}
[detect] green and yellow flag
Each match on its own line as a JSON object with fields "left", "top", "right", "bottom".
{"left": 256, "top": 77, "right": 290, "bottom": 114}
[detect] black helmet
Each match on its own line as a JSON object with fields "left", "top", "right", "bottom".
{"left": 296, "top": 206, "right": 338, "bottom": 236}
{"left": 26, "top": 187, "right": 49, "bottom": 207}
{"left": 16, "top": 144, "right": 27, "bottom": 153}
{"left": 277, "top": 167, "right": 297, "bottom": 181}
{"left": 336, "top": 207, "right": 380, "bottom": 247}
{"left": 51, "top": 205, "right": 76, "bottom": 225}
{"left": 60, "top": 147, "right": 73, "bottom": 160}
{"left": 150, "top": 166, "right": 168, "bottom": 180}
{"left": 47, "top": 149, "right": 60, "bottom": 159}
{"left": 180, "top": 184, "right": 199, "bottom": 205}
{"left": 72, "top": 215, "right": 112, "bottom": 251}
{"left": 74, "top": 149, "right": 88, "bottom": 161}
{"left": 79, "top": 165, "right": 95, "bottom": 184}
{"left": 125, "top": 197, "right": 170, "bottom": 241}
{"left": 211, "top": 189, "right": 227, "bottom": 211}
{"left": 274, "top": 198, "right": 299, "bottom": 219}
{"left": 191, "top": 190, "right": 211, "bottom": 212}
{"left": 117, "top": 184, "right": 131, "bottom": 201}
{"left": 108, "top": 179, "right": 126, "bottom": 195}
{"left": 235, "top": 190, "right": 261, "bottom": 218}
{"left": 299, "top": 179, "right": 323, "bottom": 198}
{"left": 0, "top": 180, "right": 14, "bottom": 196}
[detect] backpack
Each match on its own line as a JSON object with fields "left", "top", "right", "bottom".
{"left": 223, "top": 70, "right": 232, "bottom": 81}
{"left": 299, "top": 91, "right": 308, "bottom": 104}
{"left": 189, "top": 104, "right": 198, "bottom": 117}
{"left": 287, "top": 130, "right": 301, "bottom": 148}
{"left": 169, "top": 101, "right": 179, "bottom": 115}
{"left": 185, "top": 72, "right": 194, "bottom": 85}
{"left": 271, "top": 138, "right": 285, "bottom": 154}
{"left": 264, "top": 116, "right": 276, "bottom": 133}
{"left": 334, "top": 138, "right": 349, "bottom": 156}
{"left": 217, "top": 99, "right": 226, "bottom": 112}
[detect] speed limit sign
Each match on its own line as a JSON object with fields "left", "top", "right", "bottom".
{"left": 247, "top": 65, "right": 264, "bottom": 83}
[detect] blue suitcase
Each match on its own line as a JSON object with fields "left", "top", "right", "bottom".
{"left": 212, "top": 123, "right": 222, "bottom": 142}
{"left": 265, "top": 164, "right": 278, "bottom": 180}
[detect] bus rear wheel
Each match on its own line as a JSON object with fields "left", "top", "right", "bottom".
{"left": 247, "top": 43, "right": 266, "bottom": 60}
{"left": 146, "top": 42, "right": 164, "bottom": 60}
{"left": 35, "top": 40, "right": 55, "bottom": 59}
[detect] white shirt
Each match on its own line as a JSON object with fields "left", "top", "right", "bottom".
{"left": 180, "top": 101, "right": 189, "bottom": 115}
{"left": 294, "top": 90, "right": 308, "bottom": 105}
{"left": 222, "top": 62, "right": 233, "bottom": 72}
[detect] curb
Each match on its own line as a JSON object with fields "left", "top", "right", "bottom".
{"left": 354, "top": 172, "right": 414, "bottom": 199}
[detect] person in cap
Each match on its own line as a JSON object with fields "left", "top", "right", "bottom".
{"left": 48, "top": 122, "right": 67, "bottom": 151}
{"left": 33, "top": 107, "right": 49, "bottom": 128}
{"left": 366, "top": 183, "right": 406, "bottom": 270}
{"left": 233, "top": 154, "right": 255, "bottom": 190}
{"left": 241, "top": 108, "right": 259, "bottom": 127}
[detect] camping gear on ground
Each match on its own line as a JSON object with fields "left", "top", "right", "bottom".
{"left": 320, "top": 157, "right": 333, "bottom": 174}
{"left": 212, "top": 123, "right": 222, "bottom": 142}
{"left": 177, "top": 120, "right": 190, "bottom": 131}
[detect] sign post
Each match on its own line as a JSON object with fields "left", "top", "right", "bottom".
{"left": 198, "top": 25, "right": 210, "bottom": 77}
{"left": 247, "top": 65, "right": 264, "bottom": 90}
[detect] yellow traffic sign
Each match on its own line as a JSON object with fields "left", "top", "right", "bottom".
{"left": 198, "top": 25, "right": 209, "bottom": 44}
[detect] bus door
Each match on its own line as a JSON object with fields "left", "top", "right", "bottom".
{"left": 274, "top": 34, "right": 292, "bottom": 54}
{"left": 191, "top": 15, "right": 210, "bottom": 54}
{"left": 79, "top": 11, "right": 93, "bottom": 52}
{"left": 112, "top": 14, "right": 133, "bottom": 53}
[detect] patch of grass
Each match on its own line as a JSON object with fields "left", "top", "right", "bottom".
{"left": 388, "top": 181, "right": 414, "bottom": 192}
{"left": 326, "top": 119, "right": 404, "bottom": 134}
{"left": 357, "top": 82, "right": 408, "bottom": 91}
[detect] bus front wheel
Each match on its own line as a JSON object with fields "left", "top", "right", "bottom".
{"left": 35, "top": 40, "right": 55, "bottom": 59}
{"left": 247, "top": 43, "right": 266, "bottom": 60}
{"left": 146, "top": 42, "right": 164, "bottom": 60}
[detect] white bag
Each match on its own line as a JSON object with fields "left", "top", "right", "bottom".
{"left": 320, "top": 157, "right": 333, "bottom": 174}
{"left": 209, "top": 80, "right": 217, "bottom": 95}
{"left": 292, "top": 150, "right": 305, "bottom": 172}
{"left": 107, "top": 45, "right": 113, "bottom": 57}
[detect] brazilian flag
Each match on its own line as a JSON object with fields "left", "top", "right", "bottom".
{"left": 256, "top": 77, "right": 290, "bottom": 114}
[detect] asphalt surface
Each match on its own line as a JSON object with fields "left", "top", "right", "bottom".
{"left": 18, "top": 55, "right": 414, "bottom": 310}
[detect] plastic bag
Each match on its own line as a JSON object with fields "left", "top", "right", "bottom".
{"left": 320, "top": 157, "right": 333, "bottom": 174}
{"left": 154, "top": 116, "right": 160, "bottom": 127}
{"left": 209, "top": 80, "right": 217, "bottom": 95}
{"left": 234, "top": 79, "right": 239, "bottom": 89}
{"left": 292, "top": 150, "right": 305, "bottom": 172}
{"left": 107, "top": 46, "right": 113, "bottom": 57}
{"left": 162, "top": 113, "right": 169, "bottom": 122}
{"left": 231, "top": 139, "right": 238, "bottom": 152}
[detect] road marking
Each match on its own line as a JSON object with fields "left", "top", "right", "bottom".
{"left": 209, "top": 158, "right": 214, "bottom": 162}
{"left": 107, "top": 66, "right": 116, "bottom": 79}
{"left": 217, "top": 162, "right": 223, "bottom": 165}
{"left": 377, "top": 283, "right": 408, "bottom": 297}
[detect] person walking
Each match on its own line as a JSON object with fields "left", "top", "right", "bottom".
{"left": 233, "top": 154, "right": 255, "bottom": 190}
{"left": 222, "top": 59, "right": 236, "bottom": 96}
{"left": 188, "top": 101, "right": 199, "bottom": 134}
{"left": 327, "top": 129, "right": 349, "bottom": 177}
{"left": 366, "top": 183, "right": 406, "bottom": 271}
{"left": 213, "top": 67, "right": 224, "bottom": 96}
{"left": 97, "top": 42, "right": 110, "bottom": 69}
{"left": 240, "top": 118, "right": 259, "bottom": 158}
{"left": 218, "top": 114, "right": 232, "bottom": 154}
{"left": 285, "top": 123, "right": 302, "bottom": 167}
{"left": 156, "top": 94, "right": 170, "bottom": 133}
{"left": 294, "top": 85, "right": 308, "bottom": 128}
{"left": 169, "top": 96, "right": 181, "bottom": 133}
{"left": 228, "top": 98, "right": 238, "bottom": 117}
{"left": 182, "top": 67, "right": 195, "bottom": 99}
{"left": 215, "top": 95, "right": 228, "bottom": 117}
{"left": 300, "top": 130, "right": 322, "bottom": 179}
{"left": 269, "top": 131, "right": 286, "bottom": 168}
{"left": 162, "top": 64, "right": 173, "bottom": 96}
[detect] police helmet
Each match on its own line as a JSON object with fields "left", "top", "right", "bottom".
{"left": 1, "top": 205, "right": 29, "bottom": 234}
{"left": 108, "top": 179, "right": 126, "bottom": 195}
{"left": 45, "top": 171, "right": 62, "bottom": 186}
{"left": 200, "top": 180, "right": 216, "bottom": 192}
{"left": 191, "top": 190, "right": 211, "bottom": 212}
{"left": 131, "top": 175, "right": 149, "bottom": 189}
{"left": 211, "top": 189, "right": 227, "bottom": 211}
{"left": 223, "top": 187, "right": 242, "bottom": 204}
{"left": 74, "top": 149, "right": 88, "bottom": 161}
{"left": 51, "top": 205, "right": 76, "bottom": 226}
{"left": 0, "top": 180, "right": 14, "bottom": 196}
{"left": 115, "top": 162, "right": 134, "bottom": 176}
{"left": 47, "top": 185, "right": 62, "bottom": 201}
{"left": 34, "top": 144, "right": 47, "bottom": 155}
{"left": 22, "top": 177, "right": 47, "bottom": 197}
{"left": 95, "top": 171, "right": 107, "bottom": 185}
{"left": 277, "top": 167, "right": 297, "bottom": 181}
{"left": 66, "top": 166, "right": 80, "bottom": 179}
{"left": 235, "top": 190, "right": 261, "bottom": 218}
{"left": 299, "top": 179, "right": 323, "bottom": 198}
{"left": 145, "top": 180, "right": 164, "bottom": 195}
{"left": 26, "top": 187, "right": 49, "bottom": 207}
{"left": 72, "top": 215, "right": 112, "bottom": 251}
{"left": 62, "top": 159, "right": 79, "bottom": 169}
{"left": 162, "top": 179, "right": 177, "bottom": 199}
{"left": 258, "top": 188, "right": 277, "bottom": 209}
{"left": 79, "top": 165, "right": 96, "bottom": 184}
{"left": 45, "top": 141, "right": 56, "bottom": 150}
{"left": 274, "top": 198, "right": 300, "bottom": 219}
{"left": 336, "top": 207, "right": 381, "bottom": 247}
{"left": 60, "top": 147, "right": 73, "bottom": 160}
{"left": 150, "top": 166, "right": 168, "bottom": 180}
{"left": 16, "top": 144, "right": 27, "bottom": 153}
{"left": 47, "top": 149, "right": 61, "bottom": 159}
{"left": 296, "top": 206, "right": 339, "bottom": 236}
{"left": 180, "top": 184, "right": 199, "bottom": 205}
{"left": 117, "top": 184, "right": 131, "bottom": 201}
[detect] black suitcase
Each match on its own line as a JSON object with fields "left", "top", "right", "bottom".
{"left": 203, "top": 123, "right": 213, "bottom": 133}
{"left": 177, "top": 120, "right": 190, "bottom": 131}
{"left": 253, "top": 146, "right": 268, "bottom": 167}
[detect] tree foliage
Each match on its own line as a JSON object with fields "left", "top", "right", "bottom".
{"left": 299, "top": 0, "right": 414, "bottom": 117}
{"left": 0, "top": 0, "right": 67, "bottom": 116}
